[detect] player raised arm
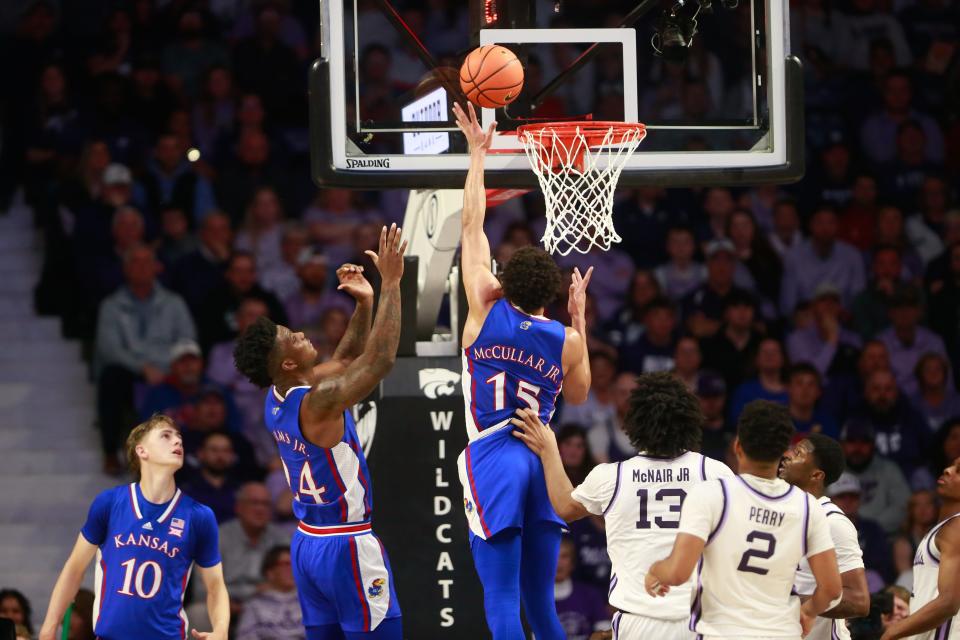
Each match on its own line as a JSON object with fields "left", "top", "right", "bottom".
{"left": 311, "top": 263, "right": 374, "bottom": 378}
{"left": 562, "top": 266, "right": 593, "bottom": 404}
{"left": 510, "top": 408, "right": 590, "bottom": 521}
{"left": 191, "top": 563, "right": 230, "bottom": 640}
{"left": 300, "top": 224, "right": 407, "bottom": 443}
{"left": 453, "top": 101, "right": 501, "bottom": 315}
{"left": 38, "top": 535, "right": 99, "bottom": 640}
{"left": 880, "top": 518, "right": 960, "bottom": 640}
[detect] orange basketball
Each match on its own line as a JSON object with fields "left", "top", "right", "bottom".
{"left": 459, "top": 45, "right": 524, "bottom": 109}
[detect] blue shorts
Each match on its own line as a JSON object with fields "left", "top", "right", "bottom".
{"left": 291, "top": 522, "right": 401, "bottom": 633}
{"left": 457, "top": 426, "right": 565, "bottom": 540}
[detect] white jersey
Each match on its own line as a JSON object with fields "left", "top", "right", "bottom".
{"left": 794, "top": 497, "right": 865, "bottom": 640}
{"left": 571, "top": 451, "right": 734, "bottom": 620}
{"left": 909, "top": 514, "right": 960, "bottom": 640}
{"left": 679, "top": 474, "right": 834, "bottom": 639}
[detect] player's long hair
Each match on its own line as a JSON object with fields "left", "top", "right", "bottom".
{"left": 736, "top": 400, "right": 794, "bottom": 463}
{"left": 624, "top": 372, "right": 702, "bottom": 458}
{"left": 499, "top": 246, "right": 561, "bottom": 314}
{"left": 234, "top": 316, "right": 279, "bottom": 388}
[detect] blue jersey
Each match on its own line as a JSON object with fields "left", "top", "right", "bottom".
{"left": 265, "top": 385, "right": 373, "bottom": 527}
{"left": 462, "top": 298, "right": 566, "bottom": 441}
{"left": 81, "top": 483, "right": 220, "bottom": 640}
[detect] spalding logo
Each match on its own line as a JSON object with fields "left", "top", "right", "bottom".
{"left": 418, "top": 368, "right": 461, "bottom": 399}
{"left": 368, "top": 577, "right": 385, "bottom": 598}
{"left": 519, "top": 321, "right": 532, "bottom": 330}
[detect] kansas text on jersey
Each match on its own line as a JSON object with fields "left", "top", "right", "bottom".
{"left": 82, "top": 483, "right": 220, "bottom": 640}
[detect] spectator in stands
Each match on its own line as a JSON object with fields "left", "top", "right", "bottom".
{"left": 198, "top": 251, "right": 287, "bottom": 350}
{"left": 878, "top": 284, "right": 949, "bottom": 396}
{"left": 695, "top": 187, "right": 735, "bottom": 245}
{"left": 77, "top": 206, "right": 147, "bottom": 311}
{"left": 852, "top": 244, "right": 904, "bottom": 340}
{"left": 260, "top": 223, "right": 309, "bottom": 301}
{"left": 906, "top": 175, "right": 951, "bottom": 265}
{"left": 0, "top": 589, "right": 33, "bottom": 637}
{"left": 654, "top": 226, "right": 706, "bottom": 301}
{"left": 303, "top": 189, "right": 368, "bottom": 250}
{"left": 785, "top": 363, "right": 838, "bottom": 437}
{"left": 682, "top": 239, "right": 752, "bottom": 338}
{"left": 556, "top": 425, "right": 595, "bottom": 486}
{"left": 94, "top": 244, "right": 196, "bottom": 474}
{"left": 839, "top": 174, "right": 880, "bottom": 251}
{"left": 911, "top": 352, "right": 960, "bottom": 432}
{"left": 728, "top": 208, "right": 783, "bottom": 303}
{"left": 235, "top": 186, "right": 285, "bottom": 275}
{"left": 786, "top": 283, "right": 862, "bottom": 378}
{"left": 701, "top": 291, "right": 763, "bottom": 390}
{"left": 698, "top": 371, "right": 731, "bottom": 461}
{"left": 140, "top": 339, "right": 207, "bottom": 422}
{"left": 860, "top": 71, "right": 944, "bottom": 166}
{"left": 767, "top": 198, "right": 803, "bottom": 258}
{"left": 780, "top": 205, "right": 867, "bottom": 314}
{"left": 180, "top": 388, "right": 260, "bottom": 482}
{"left": 557, "top": 243, "right": 635, "bottom": 323}
{"left": 167, "top": 210, "right": 233, "bottom": 314}
{"left": 155, "top": 207, "right": 198, "bottom": 268}
{"left": 282, "top": 249, "right": 354, "bottom": 329}
{"left": 604, "top": 270, "right": 661, "bottom": 351}
{"left": 554, "top": 537, "right": 610, "bottom": 640}
{"left": 619, "top": 297, "right": 677, "bottom": 374}
{"left": 839, "top": 419, "right": 911, "bottom": 534}
{"left": 217, "top": 483, "right": 290, "bottom": 612}
{"left": 928, "top": 241, "right": 960, "bottom": 374}
{"left": 728, "top": 337, "right": 788, "bottom": 423}
{"left": 892, "top": 489, "right": 938, "bottom": 586}
{"left": 881, "top": 586, "right": 911, "bottom": 629}
{"left": 162, "top": 10, "right": 229, "bottom": 100}
{"left": 587, "top": 372, "right": 637, "bottom": 462}
{"left": 233, "top": 4, "right": 302, "bottom": 123}
{"left": 71, "top": 162, "right": 135, "bottom": 257}
{"left": 65, "top": 588, "right": 95, "bottom": 640}
{"left": 215, "top": 129, "right": 284, "bottom": 222}
{"left": 134, "top": 132, "right": 217, "bottom": 223}
{"left": 207, "top": 297, "right": 274, "bottom": 466}
{"left": 236, "top": 546, "right": 303, "bottom": 640}
{"left": 873, "top": 206, "right": 925, "bottom": 282}
{"left": 560, "top": 352, "right": 617, "bottom": 428}
{"left": 826, "top": 471, "right": 896, "bottom": 583}
{"left": 181, "top": 431, "right": 243, "bottom": 522}
{"left": 310, "top": 307, "right": 350, "bottom": 362}
{"left": 191, "top": 66, "right": 236, "bottom": 161}
{"left": 672, "top": 335, "right": 703, "bottom": 392}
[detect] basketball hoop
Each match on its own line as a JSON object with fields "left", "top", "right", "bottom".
{"left": 517, "top": 121, "right": 647, "bottom": 256}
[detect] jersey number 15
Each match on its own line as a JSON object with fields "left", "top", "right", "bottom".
{"left": 486, "top": 372, "right": 541, "bottom": 414}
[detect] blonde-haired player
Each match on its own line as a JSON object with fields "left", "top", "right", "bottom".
{"left": 39, "top": 415, "right": 229, "bottom": 640}
{"left": 881, "top": 457, "right": 960, "bottom": 640}
{"left": 511, "top": 372, "right": 734, "bottom": 639}
{"left": 646, "top": 401, "right": 842, "bottom": 639}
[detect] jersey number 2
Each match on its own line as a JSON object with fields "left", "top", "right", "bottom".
{"left": 118, "top": 558, "right": 162, "bottom": 599}
{"left": 737, "top": 531, "right": 777, "bottom": 575}
{"left": 486, "top": 372, "right": 541, "bottom": 414}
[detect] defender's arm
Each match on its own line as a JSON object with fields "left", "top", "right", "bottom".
{"left": 453, "top": 102, "right": 502, "bottom": 311}
{"left": 881, "top": 519, "right": 960, "bottom": 640}
{"left": 301, "top": 225, "right": 406, "bottom": 445}
{"left": 819, "top": 567, "right": 869, "bottom": 619}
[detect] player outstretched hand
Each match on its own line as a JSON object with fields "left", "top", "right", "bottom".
{"left": 453, "top": 101, "right": 496, "bottom": 153}
{"left": 365, "top": 223, "right": 407, "bottom": 286}
{"left": 510, "top": 407, "right": 557, "bottom": 457}
{"left": 336, "top": 263, "right": 373, "bottom": 303}
{"left": 567, "top": 266, "right": 594, "bottom": 323}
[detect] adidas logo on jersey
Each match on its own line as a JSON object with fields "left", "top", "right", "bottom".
{"left": 418, "top": 368, "right": 460, "bottom": 399}
{"left": 142, "top": 522, "right": 153, "bottom": 530}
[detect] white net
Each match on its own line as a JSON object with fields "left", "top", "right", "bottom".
{"left": 517, "top": 122, "right": 646, "bottom": 256}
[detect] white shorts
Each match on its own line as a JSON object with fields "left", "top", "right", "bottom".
{"left": 806, "top": 617, "right": 850, "bottom": 640}
{"left": 612, "top": 612, "right": 694, "bottom": 640}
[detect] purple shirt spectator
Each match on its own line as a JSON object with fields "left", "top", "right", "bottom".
{"left": 557, "top": 246, "right": 634, "bottom": 323}
{"left": 787, "top": 325, "right": 863, "bottom": 377}
{"left": 780, "top": 240, "right": 866, "bottom": 314}
{"left": 878, "top": 326, "right": 949, "bottom": 397}
{"left": 555, "top": 580, "right": 610, "bottom": 640}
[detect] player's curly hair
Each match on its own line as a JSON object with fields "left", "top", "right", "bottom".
{"left": 623, "top": 372, "right": 703, "bottom": 458}
{"left": 736, "top": 400, "right": 795, "bottom": 463}
{"left": 499, "top": 246, "right": 562, "bottom": 314}
{"left": 806, "top": 433, "right": 846, "bottom": 487}
{"left": 233, "top": 316, "right": 279, "bottom": 388}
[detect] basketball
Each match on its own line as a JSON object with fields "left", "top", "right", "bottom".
{"left": 459, "top": 45, "right": 524, "bottom": 109}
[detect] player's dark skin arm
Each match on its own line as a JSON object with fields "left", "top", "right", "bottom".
{"left": 300, "top": 225, "right": 407, "bottom": 447}
{"left": 311, "top": 264, "right": 374, "bottom": 378}
{"left": 881, "top": 518, "right": 960, "bottom": 640}
{"left": 812, "top": 567, "right": 869, "bottom": 619}
{"left": 331, "top": 301, "right": 372, "bottom": 362}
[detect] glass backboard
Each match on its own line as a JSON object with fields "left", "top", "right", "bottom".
{"left": 309, "top": 0, "right": 803, "bottom": 188}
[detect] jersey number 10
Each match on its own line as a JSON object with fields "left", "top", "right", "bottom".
{"left": 118, "top": 558, "right": 162, "bottom": 599}
{"left": 486, "top": 372, "right": 541, "bottom": 414}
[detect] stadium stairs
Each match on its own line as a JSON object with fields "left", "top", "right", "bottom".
{"left": 0, "top": 192, "right": 113, "bottom": 629}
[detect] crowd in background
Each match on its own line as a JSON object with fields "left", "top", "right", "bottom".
{"left": 0, "top": 0, "right": 957, "bottom": 637}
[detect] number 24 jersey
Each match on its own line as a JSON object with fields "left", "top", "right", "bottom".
{"left": 678, "top": 474, "right": 834, "bottom": 639}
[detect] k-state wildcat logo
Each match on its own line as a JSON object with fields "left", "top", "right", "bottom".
{"left": 418, "top": 368, "right": 461, "bottom": 399}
